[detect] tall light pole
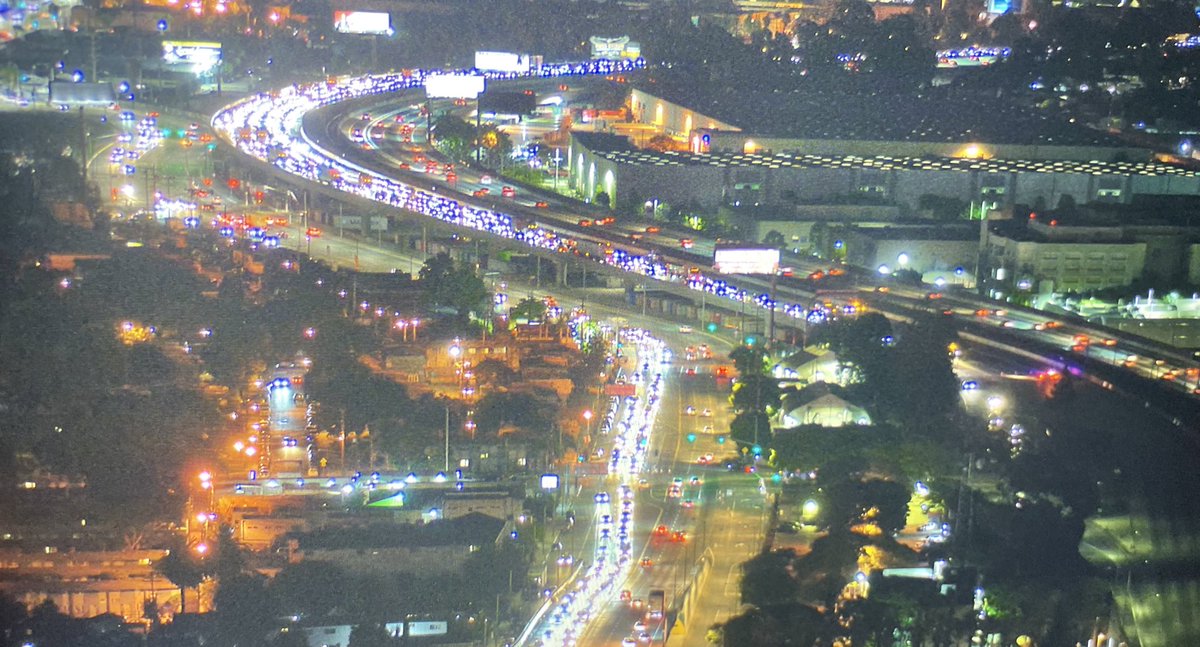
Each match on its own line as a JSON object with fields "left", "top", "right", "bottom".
{"left": 552, "top": 148, "right": 562, "bottom": 193}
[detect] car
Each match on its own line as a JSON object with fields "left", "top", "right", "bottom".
{"left": 654, "top": 525, "right": 669, "bottom": 537}
{"left": 671, "top": 530, "right": 686, "bottom": 542}
{"left": 640, "top": 558, "right": 653, "bottom": 568}
{"left": 645, "top": 226, "right": 661, "bottom": 234}
{"left": 680, "top": 238, "right": 694, "bottom": 249}
{"left": 631, "top": 598, "right": 644, "bottom": 610}
{"left": 620, "top": 589, "right": 632, "bottom": 602}
{"left": 681, "top": 499, "right": 695, "bottom": 508}
{"left": 535, "top": 201, "right": 549, "bottom": 208}
{"left": 472, "top": 188, "right": 490, "bottom": 198}
{"left": 480, "top": 174, "right": 493, "bottom": 184}
{"left": 306, "top": 227, "right": 322, "bottom": 238}
{"left": 685, "top": 405, "right": 696, "bottom": 415}
{"left": 622, "top": 638, "right": 637, "bottom": 647}
{"left": 961, "top": 380, "right": 979, "bottom": 391}
{"left": 594, "top": 492, "right": 611, "bottom": 503}
{"left": 678, "top": 325, "right": 693, "bottom": 334}
{"left": 701, "top": 408, "right": 712, "bottom": 417}
{"left": 633, "top": 621, "right": 647, "bottom": 632}
{"left": 501, "top": 186, "right": 516, "bottom": 198}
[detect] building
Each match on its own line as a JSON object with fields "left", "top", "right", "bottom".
{"left": 287, "top": 513, "right": 506, "bottom": 578}
{"left": 980, "top": 203, "right": 1200, "bottom": 293}
{"left": 568, "top": 131, "right": 1200, "bottom": 214}
{"left": 0, "top": 549, "right": 187, "bottom": 621}
{"left": 777, "top": 384, "right": 872, "bottom": 428}
{"left": 837, "top": 223, "right": 980, "bottom": 280}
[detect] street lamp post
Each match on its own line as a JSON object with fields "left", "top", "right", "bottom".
{"left": 552, "top": 148, "right": 562, "bottom": 193}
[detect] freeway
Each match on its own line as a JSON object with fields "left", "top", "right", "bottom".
{"left": 300, "top": 70, "right": 1200, "bottom": 414}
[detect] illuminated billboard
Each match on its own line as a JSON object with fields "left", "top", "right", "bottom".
{"left": 162, "top": 41, "right": 222, "bottom": 75}
{"left": 714, "top": 247, "right": 781, "bottom": 275}
{"left": 936, "top": 46, "right": 1011, "bottom": 68}
{"left": 425, "top": 73, "right": 485, "bottom": 99}
{"left": 589, "top": 35, "right": 640, "bottom": 60}
{"left": 474, "top": 51, "right": 534, "bottom": 74}
{"left": 333, "top": 10, "right": 392, "bottom": 35}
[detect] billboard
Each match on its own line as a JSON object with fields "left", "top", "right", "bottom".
{"left": 935, "top": 46, "right": 1011, "bottom": 68}
{"left": 474, "top": 51, "right": 534, "bottom": 74}
{"left": 425, "top": 73, "right": 485, "bottom": 99}
{"left": 713, "top": 247, "right": 781, "bottom": 275}
{"left": 48, "top": 81, "right": 115, "bottom": 105}
{"left": 589, "top": 35, "right": 640, "bottom": 60}
{"left": 162, "top": 41, "right": 222, "bottom": 74}
{"left": 407, "top": 621, "right": 448, "bottom": 637}
{"left": 333, "top": 10, "right": 392, "bottom": 35}
{"left": 604, "top": 383, "right": 637, "bottom": 398}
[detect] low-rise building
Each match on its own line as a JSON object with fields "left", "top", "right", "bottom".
{"left": 0, "top": 549, "right": 186, "bottom": 620}
{"left": 286, "top": 513, "right": 506, "bottom": 578}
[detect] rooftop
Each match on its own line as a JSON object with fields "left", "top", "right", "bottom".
{"left": 578, "top": 140, "right": 1200, "bottom": 178}
{"left": 293, "top": 513, "right": 504, "bottom": 550}
{"left": 640, "top": 81, "right": 1131, "bottom": 148}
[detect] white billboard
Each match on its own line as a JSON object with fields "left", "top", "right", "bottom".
{"left": 475, "top": 51, "right": 533, "bottom": 74}
{"left": 407, "top": 621, "right": 448, "bottom": 637}
{"left": 714, "top": 247, "right": 781, "bottom": 275}
{"left": 162, "top": 41, "right": 222, "bottom": 74}
{"left": 425, "top": 73, "right": 486, "bottom": 99}
{"left": 333, "top": 10, "right": 392, "bottom": 35}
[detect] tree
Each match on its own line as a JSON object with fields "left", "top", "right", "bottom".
{"left": 272, "top": 629, "right": 313, "bottom": 647}
{"left": 478, "top": 124, "right": 512, "bottom": 169}
{"left": 419, "top": 253, "right": 488, "bottom": 320}
{"left": 511, "top": 296, "right": 547, "bottom": 322}
{"left": 155, "top": 545, "right": 207, "bottom": 614}
{"left": 740, "top": 549, "right": 798, "bottom": 607}
{"left": 349, "top": 623, "right": 398, "bottom": 647}
{"left": 213, "top": 573, "right": 274, "bottom": 646}
{"left": 730, "top": 410, "right": 771, "bottom": 449}
{"left": 431, "top": 115, "right": 476, "bottom": 161}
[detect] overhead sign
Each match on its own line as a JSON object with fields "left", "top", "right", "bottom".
{"left": 162, "top": 40, "right": 222, "bottom": 74}
{"left": 540, "top": 473, "right": 560, "bottom": 490}
{"left": 334, "top": 214, "right": 362, "bottom": 230}
{"left": 474, "top": 51, "right": 534, "bottom": 74}
{"left": 333, "top": 10, "right": 392, "bottom": 35}
{"left": 425, "top": 73, "right": 486, "bottom": 99}
{"left": 714, "top": 247, "right": 781, "bottom": 275}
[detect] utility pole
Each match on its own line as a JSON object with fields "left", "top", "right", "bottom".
{"left": 444, "top": 407, "right": 451, "bottom": 472}
{"left": 339, "top": 408, "right": 347, "bottom": 474}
